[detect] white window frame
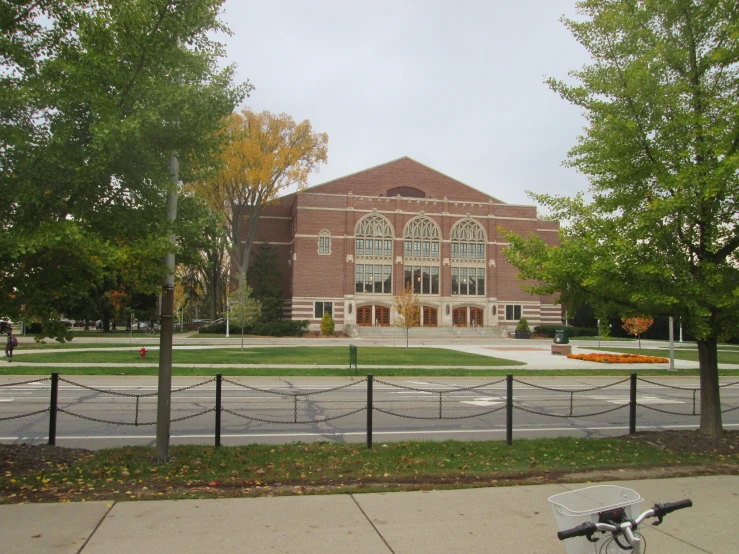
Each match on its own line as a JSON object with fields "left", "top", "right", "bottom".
{"left": 505, "top": 304, "right": 522, "bottom": 321}
{"left": 314, "top": 301, "right": 333, "bottom": 318}
{"left": 318, "top": 230, "right": 332, "bottom": 255}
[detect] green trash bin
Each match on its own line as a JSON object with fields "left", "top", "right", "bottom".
{"left": 554, "top": 329, "right": 569, "bottom": 344}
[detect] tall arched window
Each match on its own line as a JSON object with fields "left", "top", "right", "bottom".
{"left": 450, "top": 217, "right": 486, "bottom": 296}
{"left": 317, "top": 229, "right": 331, "bottom": 255}
{"left": 403, "top": 216, "right": 441, "bottom": 295}
{"left": 354, "top": 214, "right": 393, "bottom": 294}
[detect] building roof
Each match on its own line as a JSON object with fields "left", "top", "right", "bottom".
{"left": 303, "top": 157, "right": 504, "bottom": 203}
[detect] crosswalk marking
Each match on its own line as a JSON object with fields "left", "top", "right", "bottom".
{"left": 585, "top": 395, "right": 683, "bottom": 405}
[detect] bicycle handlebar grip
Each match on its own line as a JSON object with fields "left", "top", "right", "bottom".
{"left": 557, "top": 522, "right": 597, "bottom": 541}
{"left": 655, "top": 499, "right": 692, "bottom": 516}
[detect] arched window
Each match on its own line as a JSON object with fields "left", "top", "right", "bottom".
{"left": 450, "top": 218, "right": 486, "bottom": 260}
{"left": 354, "top": 214, "right": 393, "bottom": 295}
{"left": 450, "top": 218, "right": 486, "bottom": 297}
{"left": 317, "top": 229, "right": 331, "bottom": 255}
{"left": 403, "top": 216, "right": 441, "bottom": 295}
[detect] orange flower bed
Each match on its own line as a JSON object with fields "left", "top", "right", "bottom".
{"left": 567, "top": 353, "right": 669, "bottom": 364}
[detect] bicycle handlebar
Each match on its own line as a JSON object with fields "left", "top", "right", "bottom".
{"left": 557, "top": 522, "right": 596, "bottom": 541}
{"left": 557, "top": 499, "right": 692, "bottom": 541}
{"left": 652, "top": 499, "right": 692, "bottom": 518}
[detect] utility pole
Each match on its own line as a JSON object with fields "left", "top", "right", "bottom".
{"left": 154, "top": 151, "right": 178, "bottom": 462}
{"left": 155, "top": 37, "right": 181, "bottom": 463}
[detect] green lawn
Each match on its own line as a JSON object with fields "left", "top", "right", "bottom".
{"left": 13, "top": 346, "right": 524, "bottom": 366}
{"left": 2, "top": 437, "right": 733, "bottom": 503}
{"left": 591, "top": 347, "right": 739, "bottom": 364}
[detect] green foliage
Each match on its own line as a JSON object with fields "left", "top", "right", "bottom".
{"left": 227, "top": 283, "right": 261, "bottom": 330}
{"left": 1, "top": 0, "right": 248, "bottom": 336}
{"left": 34, "top": 320, "right": 73, "bottom": 344}
{"left": 198, "top": 320, "right": 308, "bottom": 337}
{"left": 515, "top": 318, "right": 530, "bottom": 332}
{"left": 320, "top": 311, "right": 335, "bottom": 336}
{"left": 503, "top": 0, "right": 739, "bottom": 434}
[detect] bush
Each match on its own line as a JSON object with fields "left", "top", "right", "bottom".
{"left": 198, "top": 320, "right": 308, "bottom": 337}
{"left": 320, "top": 312, "right": 335, "bottom": 336}
{"left": 534, "top": 325, "right": 598, "bottom": 338}
{"left": 516, "top": 317, "right": 530, "bottom": 332}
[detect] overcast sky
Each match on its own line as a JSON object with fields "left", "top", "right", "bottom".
{"left": 219, "top": 0, "right": 592, "bottom": 207}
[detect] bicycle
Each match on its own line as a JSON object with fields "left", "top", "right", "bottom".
{"left": 550, "top": 485, "right": 692, "bottom": 553}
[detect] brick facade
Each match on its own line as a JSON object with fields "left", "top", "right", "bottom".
{"left": 252, "top": 157, "right": 561, "bottom": 333}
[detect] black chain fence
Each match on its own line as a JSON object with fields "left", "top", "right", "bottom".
{"left": 635, "top": 377, "right": 739, "bottom": 416}
{"left": 374, "top": 378, "right": 507, "bottom": 420}
{"left": 221, "top": 378, "right": 367, "bottom": 424}
{"left": 56, "top": 377, "right": 216, "bottom": 426}
{"left": 0, "top": 378, "right": 50, "bottom": 421}
{"left": 0, "top": 372, "right": 738, "bottom": 448}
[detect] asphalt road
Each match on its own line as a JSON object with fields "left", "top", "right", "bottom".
{"left": 2, "top": 376, "right": 738, "bottom": 449}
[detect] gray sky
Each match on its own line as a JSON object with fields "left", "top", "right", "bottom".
{"left": 220, "top": 0, "right": 592, "bottom": 207}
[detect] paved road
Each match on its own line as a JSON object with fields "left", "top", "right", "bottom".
{"left": 2, "top": 376, "right": 737, "bottom": 449}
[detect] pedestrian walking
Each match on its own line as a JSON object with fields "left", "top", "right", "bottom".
{"left": 5, "top": 330, "right": 17, "bottom": 362}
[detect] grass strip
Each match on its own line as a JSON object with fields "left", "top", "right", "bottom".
{"left": 2, "top": 437, "right": 735, "bottom": 504}
{"left": 10, "top": 347, "right": 525, "bottom": 366}
{"left": 2, "top": 366, "right": 735, "bottom": 377}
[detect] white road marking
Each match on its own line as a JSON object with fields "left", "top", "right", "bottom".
{"left": 586, "top": 395, "right": 683, "bottom": 405}
{"left": 460, "top": 397, "right": 503, "bottom": 407}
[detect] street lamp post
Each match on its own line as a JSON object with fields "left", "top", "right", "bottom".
{"left": 226, "top": 299, "right": 230, "bottom": 338}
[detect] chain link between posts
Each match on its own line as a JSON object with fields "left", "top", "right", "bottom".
{"left": 0, "top": 408, "right": 50, "bottom": 421}
{"left": 219, "top": 378, "right": 368, "bottom": 424}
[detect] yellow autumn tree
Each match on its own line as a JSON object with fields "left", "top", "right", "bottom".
{"left": 394, "top": 285, "right": 420, "bottom": 348}
{"left": 621, "top": 316, "right": 654, "bottom": 350}
{"left": 190, "top": 109, "right": 328, "bottom": 288}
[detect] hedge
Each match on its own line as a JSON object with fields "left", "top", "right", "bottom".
{"left": 534, "top": 325, "right": 598, "bottom": 338}
{"left": 198, "top": 320, "right": 309, "bottom": 337}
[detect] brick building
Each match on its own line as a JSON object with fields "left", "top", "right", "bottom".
{"left": 251, "top": 157, "right": 561, "bottom": 333}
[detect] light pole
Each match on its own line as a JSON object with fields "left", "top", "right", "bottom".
{"left": 226, "top": 298, "right": 230, "bottom": 338}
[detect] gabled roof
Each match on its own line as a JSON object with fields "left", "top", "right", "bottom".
{"left": 303, "top": 157, "right": 503, "bottom": 203}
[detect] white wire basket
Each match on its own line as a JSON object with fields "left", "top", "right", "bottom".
{"left": 549, "top": 485, "right": 643, "bottom": 554}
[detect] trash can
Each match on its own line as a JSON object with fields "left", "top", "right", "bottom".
{"left": 554, "top": 329, "right": 569, "bottom": 344}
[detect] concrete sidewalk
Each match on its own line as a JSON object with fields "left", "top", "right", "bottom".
{"left": 2, "top": 475, "right": 736, "bottom": 553}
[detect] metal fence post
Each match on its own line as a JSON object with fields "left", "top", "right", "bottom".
{"left": 506, "top": 373, "right": 513, "bottom": 446}
{"left": 629, "top": 372, "right": 637, "bottom": 434}
{"left": 215, "top": 373, "right": 222, "bottom": 449}
{"left": 367, "top": 374, "right": 373, "bottom": 449}
{"left": 48, "top": 372, "right": 59, "bottom": 446}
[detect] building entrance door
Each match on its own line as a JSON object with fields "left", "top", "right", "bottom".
{"left": 375, "top": 306, "right": 390, "bottom": 326}
{"left": 423, "top": 307, "right": 437, "bottom": 327}
{"left": 356, "top": 306, "right": 372, "bottom": 326}
{"left": 452, "top": 308, "right": 467, "bottom": 327}
{"left": 469, "top": 307, "right": 483, "bottom": 327}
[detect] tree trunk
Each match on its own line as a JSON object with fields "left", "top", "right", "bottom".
{"left": 697, "top": 338, "right": 723, "bottom": 437}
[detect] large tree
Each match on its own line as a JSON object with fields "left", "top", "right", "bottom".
{"left": 503, "top": 0, "right": 739, "bottom": 436}
{"left": 192, "top": 109, "right": 328, "bottom": 288}
{"left": 0, "top": 0, "right": 247, "bottom": 330}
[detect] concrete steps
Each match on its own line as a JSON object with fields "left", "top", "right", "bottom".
{"left": 353, "top": 325, "right": 492, "bottom": 340}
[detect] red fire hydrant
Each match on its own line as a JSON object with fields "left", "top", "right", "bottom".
{"left": 139, "top": 347, "right": 147, "bottom": 359}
